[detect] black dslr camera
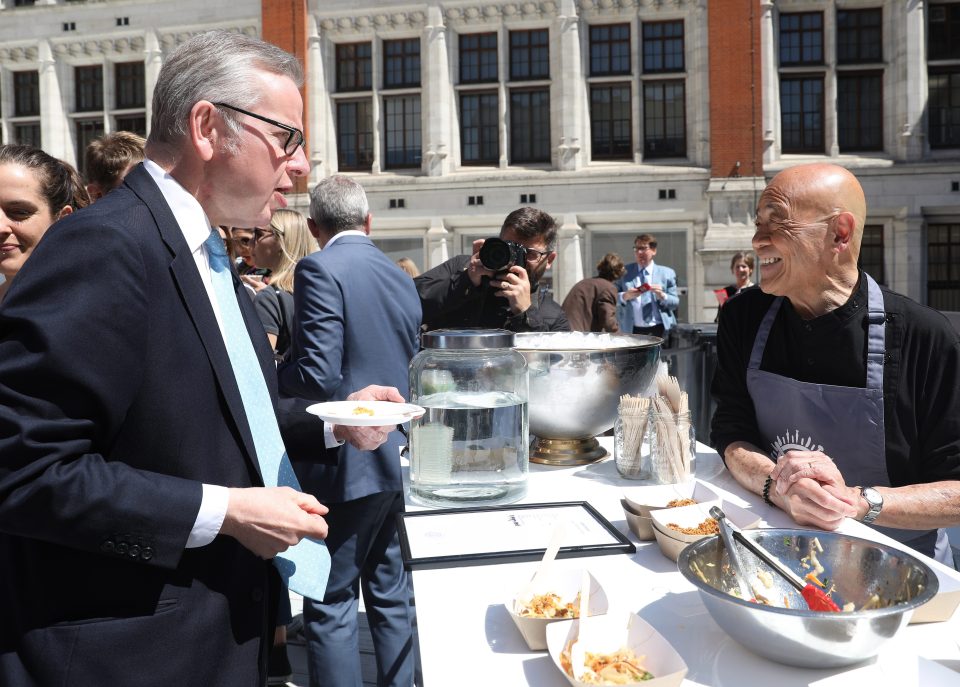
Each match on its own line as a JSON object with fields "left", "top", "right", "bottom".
{"left": 478, "top": 238, "right": 527, "bottom": 272}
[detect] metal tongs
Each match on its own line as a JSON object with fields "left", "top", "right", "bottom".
{"left": 709, "top": 506, "right": 753, "bottom": 602}
{"left": 710, "top": 506, "right": 840, "bottom": 612}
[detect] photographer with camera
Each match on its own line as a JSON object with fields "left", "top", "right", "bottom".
{"left": 415, "top": 207, "right": 570, "bottom": 332}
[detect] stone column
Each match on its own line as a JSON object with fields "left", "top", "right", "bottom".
{"left": 759, "top": 1, "right": 778, "bottom": 165}
{"left": 425, "top": 216, "right": 450, "bottom": 269}
{"left": 143, "top": 30, "right": 162, "bottom": 137}
{"left": 554, "top": 213, "right": 584, "bottom": 303}
{"left": 38, "top": 40, "right": 68, "bottom": 162}
{"left": 554, "top": 0, "right": 583, "bottom": 171}
{"left": 307, "top": 18, "right": 333, "bottom": 182}
{"left": 901, "top": 0, "right": 927, "bottom": 160}
{"left": 823, "top": 13, "right": 838, "bottom": 157}
{"left": 894, "top": 214, "right": 926, "bottom": 303}
{"left": 421, "top": 5, "right": 452, "bottom": 176}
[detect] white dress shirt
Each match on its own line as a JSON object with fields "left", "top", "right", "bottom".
{"left": 142, "top": 160, "right": 338, "bottom": 548}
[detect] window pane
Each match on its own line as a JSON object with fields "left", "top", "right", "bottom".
{"left": 460, "top": 33, "right": 498, "bottom": 83}
{"left": 510, "top": 89, "right": 550, "bottom": 163}
{"left": 76, "top": 118, "right": 105, "bottom": 176}
{"left": 75, "top": 65, "right": 103, "bottom": 112}
{"left": 384, "top": 38, "right": 421, "bottom": 89}
{"left": 644, "top": 80, "right": 686, "bottom": 157}
{"left": 510, "top": 29, "right": 549, "bottom": 80}
{"left": 336, "top": 43, "right": 372, "bottom": 92}
{"left": 643, "top": 20, "right": 684, "bottom": 73}
{"left": 857, "top": 224, "right": 885, "bottom": 285}
{"left": 336, "top": 99, "right": 373, "bottom": 170}
{"left": 927, "top": 223, "right": 960, "bottom": 310}
{"left": 929, "top": 4, "right": 960, "bottom": 61}
{"left": 590, "top": 23, "right": 632, "bottom": 76}
{"left": 115, "top": 115, "right": 147, "bottom": 137}
{"left": 836, "top": 9, "right": 882, "bottom": 63}
{"left": 114, "top": 61, "right": 145, "bottom": 109}
{"left": 384, "top": 95, "right": 422, "bottom": 168}
{"left": 460, "top": 92, "right": 499, "bottom": 164}
{"left": 929, "top": 70, "right": 960, "bottom": 148}
{"left": 13, "top": 70, "right": 40, "bottom": 117}
{"left": 780, "top": 76, "right": 823, "bottom": 152}
{"left": 13, "top": 122, "right": 41, "bottom": 148}
{"left": 590, "top": 84, "right": 632, "bottom": 159}
{"left": 837, "top": 72, "right": 882, "bottom": 151}
{"left": 779, "top": 12, "right": 823, "bottom": 65}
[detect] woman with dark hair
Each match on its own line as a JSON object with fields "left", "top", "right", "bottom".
{"left": 562, "top": 252, "right": 627, "bottom": 332}
{"left": 0, "top": 144, "right": 90, "bottom": 302}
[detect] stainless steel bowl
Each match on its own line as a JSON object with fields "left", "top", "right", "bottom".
{"left": 513, "top": 333, "right": 661, "bottom": 464}
{"left": 677, "top": 528, "right": 938, "bottom": 668}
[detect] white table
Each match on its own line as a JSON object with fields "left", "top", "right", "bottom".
{"left": 405, "top": 440, "right": 960, "bottom": 687}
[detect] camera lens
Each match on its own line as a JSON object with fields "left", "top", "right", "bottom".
{"left": 479, "top": 238, "right": 513, "bottom": 271}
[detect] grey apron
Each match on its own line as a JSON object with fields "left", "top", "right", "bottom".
{"left": 746, "top": 273, "right": 952, "bottom": 565}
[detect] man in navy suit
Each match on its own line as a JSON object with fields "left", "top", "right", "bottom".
{"left": 0, "top": 31, "right": 396, "bottom": 686}
{"left": 616, "top": 232, "right": 680, "bottom": 340}
{"left": 278, "top": 175, "right": 422, "bottom": 687}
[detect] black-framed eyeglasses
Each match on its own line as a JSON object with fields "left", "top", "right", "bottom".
{"left": 214, "top": 102, "right": 305, "bottom": 156}
{"left": 524, "top": 247, "right": 550, "bottom": 264}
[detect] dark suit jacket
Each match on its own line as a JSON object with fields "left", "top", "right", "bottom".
{"left": 561, "top": 277, "right": 620, "bottom": 333}
{"left": 0, "top": 165, "right": 328, "bottom": 686}
{"left": 278, "top": 234, "right": 422, "bottom": 502}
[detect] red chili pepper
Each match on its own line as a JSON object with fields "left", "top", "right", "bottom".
{"left": 802, "top": 584, "right": 840, "bottom": 612}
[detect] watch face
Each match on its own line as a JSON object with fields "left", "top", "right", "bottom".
{"left": 863, "top": 487, "right": 882, "bottom": 507}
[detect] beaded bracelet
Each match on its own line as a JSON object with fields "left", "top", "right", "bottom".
{"left": 762, "top": 474, "right": 774, "bottom": 506}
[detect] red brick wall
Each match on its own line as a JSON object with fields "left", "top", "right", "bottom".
{"left": 708, "top": 0, "right": 763, "bottom": 178}
{"left": 261, "top": 0, "right": 308, "bottom": 191}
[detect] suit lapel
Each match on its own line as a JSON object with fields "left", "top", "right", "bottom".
{"left": 124, "top": 166, "right": 263, "bottom": 481}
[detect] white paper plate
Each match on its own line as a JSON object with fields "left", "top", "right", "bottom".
{"left": 305, "top": 400, "right": 425, "bottom": 426}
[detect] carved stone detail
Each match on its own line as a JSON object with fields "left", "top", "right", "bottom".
{"left": 0, "top": 45, "right": 39, "bottom": 63}
{"left": 158, "top": 26, "right": 257, "bottom": 52}
{"left": 317, "top": 10, "right": 426, "bottom": 34}
{"left": 50, "top": 35, "right": 147, "bottom": 59}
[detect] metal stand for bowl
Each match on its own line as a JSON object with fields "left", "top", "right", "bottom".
{"left": 530, "top": 437, "right": 607, "bottom": 465}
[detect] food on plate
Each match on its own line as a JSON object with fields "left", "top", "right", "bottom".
{"left": 560, "top": 643, "right": 654, "bottom": 684}
{"left": 517, "top": 592, "right": 579, "bottom": 619}
{"left": 665, "top": 498, "right": 697, "bottom": 508}
{"left": 666, "top": 518, "right": 718, "bottom": 536}
{"left": 351, "top": 406, "right": 375, "bottom": 416}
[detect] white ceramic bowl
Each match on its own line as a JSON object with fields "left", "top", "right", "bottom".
{"left": 507, "top": 568, "right": 609, "bottom": 651}
{"left": 545, "top": 610, "right": 688, "bottom": 687}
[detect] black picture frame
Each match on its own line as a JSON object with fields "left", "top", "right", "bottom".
{"left": 396, "top": 501, "right": 636, "bottom": 571}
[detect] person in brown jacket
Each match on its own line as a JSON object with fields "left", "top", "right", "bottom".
{"left": 562, "top": 252, "right": 626, "bottom": 332}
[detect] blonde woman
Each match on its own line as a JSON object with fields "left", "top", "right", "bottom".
{"left": 395, "top": 256, "right": 420, "bottom": 278}
{"left": 251, "top": 208, "right": 318, "bottom": 358}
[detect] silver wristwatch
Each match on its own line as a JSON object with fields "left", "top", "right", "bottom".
{"left": 859, "top": 486, "right": 883, "bottom": 525}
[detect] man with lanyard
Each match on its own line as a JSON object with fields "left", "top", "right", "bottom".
{"left": 711, "top": 162, "right": 960, "bottom": 567}
{"left": 615, "top": 233, "right": 680, "bottom": 341}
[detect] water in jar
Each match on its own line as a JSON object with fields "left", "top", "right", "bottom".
{"left": 409, "top": 390, "right": 528, "bottom": 507}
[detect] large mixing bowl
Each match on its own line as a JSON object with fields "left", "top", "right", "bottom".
{"left": 513, "top": 332, "right": 661, "bottom": 465}
{"left": 677, "top": 528, "right": 938, "bottom": 668}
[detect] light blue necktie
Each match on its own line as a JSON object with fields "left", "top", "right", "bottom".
{"left": 640, "top": 268, "right": 655, "bottom": 323}
{"left": 204, "top": 230, "right": 330, "bottom": 600}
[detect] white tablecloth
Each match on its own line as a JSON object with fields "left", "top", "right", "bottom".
{"left": 405, "top": 440, "right": 960, "bottom": 686}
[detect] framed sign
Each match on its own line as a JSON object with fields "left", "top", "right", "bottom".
{"left": 397, "top": 501, "right": 635, "bottom": 571}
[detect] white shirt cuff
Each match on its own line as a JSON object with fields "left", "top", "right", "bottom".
{"left": 186, "top": 483, "right": 229, "bottom": 548}
{"left": 325, "top": 422, "right": 345, "bottom": 448}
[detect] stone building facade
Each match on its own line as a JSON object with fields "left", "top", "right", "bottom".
{"left": 1, "top": 0, "right": 958, "bottom": 322}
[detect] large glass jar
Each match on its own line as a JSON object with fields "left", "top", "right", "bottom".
{"left": 408, "top": 329, "right": 529, "bottom": 507}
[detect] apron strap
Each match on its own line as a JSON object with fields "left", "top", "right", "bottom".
{"left": 748, "top": 297, "right": 782, "bottom": 370}
{"left": 864, "top": 273, "right": 885, "bottom": 391}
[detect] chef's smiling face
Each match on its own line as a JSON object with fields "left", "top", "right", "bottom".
{"left": 752, "top": 182, "right": 837, "bottom": 302}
